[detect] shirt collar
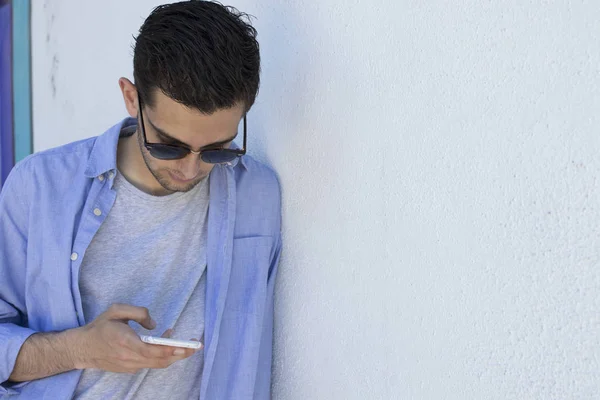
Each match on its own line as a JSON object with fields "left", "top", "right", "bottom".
{"left": 84, "top": 117, "right": 247, "bottom": 178}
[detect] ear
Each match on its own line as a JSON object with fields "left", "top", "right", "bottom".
{"left": 119, "top": 77, "right": 138, "bottom": 118}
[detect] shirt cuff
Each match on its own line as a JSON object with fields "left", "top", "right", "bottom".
{"left": 0, "top": 323, "right": 37, "bottom": 395}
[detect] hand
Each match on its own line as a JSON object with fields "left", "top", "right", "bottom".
{"left": 72, "top": 303, "right": 199, "bottom": 374}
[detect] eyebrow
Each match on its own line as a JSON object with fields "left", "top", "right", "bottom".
{"left": 146, "top": 116, "right": 238, "bottom": 150}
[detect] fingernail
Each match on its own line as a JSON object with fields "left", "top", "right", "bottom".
{"left": 150, "top": 319, "right": 157, "bottom": 329}
{"left": 173, "top": 349, "right": 185, "bottom": 356}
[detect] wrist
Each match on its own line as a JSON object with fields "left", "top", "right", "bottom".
{"left": 63, "top": 327, "right": 89, "bottom": 370}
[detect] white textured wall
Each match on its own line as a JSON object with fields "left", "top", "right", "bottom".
{"left": 32, "top": 1, "right": 600, "bottom": 399}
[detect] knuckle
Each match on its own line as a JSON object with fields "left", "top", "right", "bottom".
{"left": 108, "top": 303, "right": 121, "bottom": 313}
{"left": 147, "top": 348, "right": 164, "bottom": 359}
{"left": 140, "top": 348, "right": 151, "bottom": 359}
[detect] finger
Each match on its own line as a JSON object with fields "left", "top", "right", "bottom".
{"left": 161, "top": 329, "right": 174, "bottom": 338}
{"left": 136, "top": 341, "right": 175, "bottom": 359}
{"left": 188, "top": 338, "right": 203, "bottom": 350}
{"left": 171, "top": 347, "right": 197, "bottom": 359}
{"left": 173, "top": 339, "right": 202, "bottom": 356}
{"left": 117, "top": 339, "right": 173, "bottom": 369}
{"left": 145, "top": 352, "right": 192, "bottom": 370}
{"left": 138, "top": 345, "right": 198, "bottom": 369}
{"left": 105, "top": 304, "right": 156, "bottom": 330}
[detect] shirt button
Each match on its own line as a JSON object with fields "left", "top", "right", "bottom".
{"left": 98, "top": 174, "right": 105, "bottom": 181}
{"left": 71, "top": 252, "right": 78, "bottom": 261}
{"left": 108, "top": 171, "right": 115, "bottom": 180}
{"left": 93, "top": 208, "right": 102, "bottom": 216}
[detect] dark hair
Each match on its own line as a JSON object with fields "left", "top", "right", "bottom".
{"left": 133, "top": 1, "right": 260, "bottom": 113}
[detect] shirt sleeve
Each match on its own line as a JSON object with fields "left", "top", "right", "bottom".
{"left": 0, "top": 163, "right": 37, "bottom": 394}
{"left": 253, "top": 233, "right": 282, "bottom": 400}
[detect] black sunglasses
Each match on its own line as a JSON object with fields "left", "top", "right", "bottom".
{"left": 137, "top": 93, "right": 247, "bottom": 164}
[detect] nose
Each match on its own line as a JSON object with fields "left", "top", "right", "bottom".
{"left": 178, "top": 153, "right": 202, "bottom": 180}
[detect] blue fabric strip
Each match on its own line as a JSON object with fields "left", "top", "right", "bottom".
{"left": 0, "top": 2, "right": 14, "bottom": 189}
{"left": 12, "top": 0, "right": 31, "bottom": 163}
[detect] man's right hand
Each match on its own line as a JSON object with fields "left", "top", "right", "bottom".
{"left": 73, "top": 303, "right": 199, "bottom": 374}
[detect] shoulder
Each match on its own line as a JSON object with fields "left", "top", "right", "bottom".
{"left": 233, "top": 154, "right": 282, "bottom": 237}
{"left": 0, "top": 137, "right": 98, "bottom": 224}
{"left": 12, "top": 136, "right": 97, "bottom": 180}
{"left": 236, "top": 155, "right": 281, "bottom": 198}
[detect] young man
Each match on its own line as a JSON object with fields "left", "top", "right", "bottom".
{"left": 0, "top": 1, "right": 281, "bottom": 399}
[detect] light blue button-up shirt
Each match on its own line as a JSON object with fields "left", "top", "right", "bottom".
{"left": 0, "top": 118, "right": 282, "bottom": 399}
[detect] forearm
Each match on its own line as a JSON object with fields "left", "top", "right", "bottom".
{"left": 8, "top": 328, "right": 83, "bottom": 383}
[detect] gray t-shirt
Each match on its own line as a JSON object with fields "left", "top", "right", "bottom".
{"left": 73, "top": 167, "right": 209, "bottom": 400}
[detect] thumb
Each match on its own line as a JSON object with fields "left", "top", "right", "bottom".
{"left": 104, "top": 303, "right": 157, "bottom": 330}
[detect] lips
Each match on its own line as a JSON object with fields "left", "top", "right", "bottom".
{"left": 168, "top": 171, "right": 195, "bottom": 183}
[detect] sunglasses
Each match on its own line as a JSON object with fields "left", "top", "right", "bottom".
{"left": 137, "top": 93, "right": 247, "bottom": 163}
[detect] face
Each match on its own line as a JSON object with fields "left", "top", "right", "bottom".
{"left": 120, "top": 79, "right": 245, "bottom": 193}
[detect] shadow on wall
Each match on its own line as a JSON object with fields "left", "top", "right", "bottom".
{"left": 244, "top": 2, "right": 311, "bottom": 170}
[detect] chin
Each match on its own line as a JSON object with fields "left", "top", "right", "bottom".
{"left": 160, "top": 174, "right": 207, "bottom": 193}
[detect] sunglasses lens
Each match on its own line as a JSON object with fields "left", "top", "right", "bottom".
{"left": 148, "top": 145, "right": 189, "bottom": 160}
{"left": 201, "top": 150, "right": 238, "bottom": 164}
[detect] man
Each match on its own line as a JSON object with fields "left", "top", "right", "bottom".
{"left": 0, "top": 1, "right": 281, "bottom": 399}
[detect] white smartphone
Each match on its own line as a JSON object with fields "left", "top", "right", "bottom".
{"left": 139, "top": 335, "right": 202, "bottom": 350}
